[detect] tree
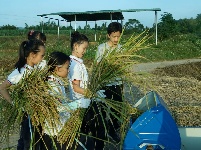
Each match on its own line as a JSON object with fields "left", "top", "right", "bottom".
{"left": 84, "top": 24, "right": 91, "bottom": 30}
{"left": 196, "top": 13, "right": 201, "bottom": 34}
{"left": 157, "top": 12, "right": 178, "bottom": 40}
{"left": 0, "top": 24, "right": 17, "bottom": 30}
{"left": 177, "top": 18, "right": 196, "bottom": 34}
{"left": 124, "top": 19, "right": 144, "bottom": 33}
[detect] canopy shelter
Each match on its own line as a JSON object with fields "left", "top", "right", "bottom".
{"left": 38, "top": 8, "right": 161, "bottom": 44}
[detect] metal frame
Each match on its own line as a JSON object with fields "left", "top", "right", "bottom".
{"left": 38, "top": 8, "right": 161, "bottom": 44}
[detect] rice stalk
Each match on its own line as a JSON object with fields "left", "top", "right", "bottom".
{"left": 83, "top": 30, "right": 151, "bottom": 148}
{"left": 0, "top": 67, "right": 65, "bottom": 147}
{"left": 57, "top": 108, "right": 86, "bottom": 149}
{"left": 87, "top": 30, "right": 151, "bottom": 96}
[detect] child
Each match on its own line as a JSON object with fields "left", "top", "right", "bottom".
{"left": 44, "top": 50, "right": 94, "bottom": 149}
{"left": 27, "top": 30, "right": 46, "bottom": 44}
{"left": 96, "top": 22, "right": 123, "bottom": 143}
{"left": 68, "top": 31, "right": 105, "bottom": 150}
{"left": 0, "top": 39, "right": 45, "bottom": 150}
{"left": 68, "top": 31, "right": 90, "bottom": 101}
{"left": 28, "top": 30, "right": 47, "bottom": 69}
{"left": 41, "top": 51, "right": 71, "bottom": 150}
{"left": 16, "top": 30, "right": 47, "bottom": 150}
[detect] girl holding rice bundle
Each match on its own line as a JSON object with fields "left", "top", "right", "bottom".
{"left": 0, "top": 39, "right": 45, "bottom": 150}
{"left": 68, "top": 31, "right": 107, "bottom": 150}
{"left": 42, "top": 50, "right": 92, "bottom": 149}
{"left": 41, "top": 51, "right": 71, "bottom": 150}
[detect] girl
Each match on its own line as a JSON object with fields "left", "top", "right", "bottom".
{"left": 0, "top": 39, "right": 45, "bottom": 150}
{"left": 28, "top": 30, "right": 47, "bottom": 69}
{"left": 44, "top": 50, "right": 92, "bottom": 150}
{"left": 68, "top": 31, "right": 105, "bottom": 150}
{"left": 27, "top": 30, "right": 46, "bottom": 44}
{"left": 41, "top": 51, "right": 71, "bottom": 150}
{"left": 68, "top": 31, "right": 90, "bottom": 101}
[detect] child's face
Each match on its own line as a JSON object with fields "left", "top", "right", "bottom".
{"left": 31, "top": 46, "right": 46, "bottom": 65}
{"left": 55, "top": 61, "right": 70, "bottom": 78}
{"left": 108, "top": 31, "right": 121, "bottom": 47}
{"left": 73, "top": 41, "right": 88, "bottom": 58}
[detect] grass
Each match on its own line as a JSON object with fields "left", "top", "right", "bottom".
{"left": 136, "top": 34, "right": 201, "bottom": 62}
{"left": 1, "top": 33, "right": 201, "bottom": 65}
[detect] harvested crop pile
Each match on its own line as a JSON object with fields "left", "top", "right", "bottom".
{"left": 132, "top": 61, "right": 201, "bottom": 127}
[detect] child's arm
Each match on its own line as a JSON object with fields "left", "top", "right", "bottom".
{"left": 72, "top": 80, "right": 85, "bottom": 95}
{"left": 0, "top": 80, "right": 12, "bottom": 104}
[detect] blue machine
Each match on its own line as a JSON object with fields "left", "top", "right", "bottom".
{"left": 123, "top": 91, "right": 181, "bottom": 150}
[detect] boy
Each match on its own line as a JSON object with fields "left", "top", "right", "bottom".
{"left": 96, "top": 22, "right": 123, "bottom": 143}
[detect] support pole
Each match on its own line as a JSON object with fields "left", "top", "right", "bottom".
{"left": 85, "top": 20, "right": 87, "bottom": 33}
{"left": 110, "top": 13, "right": 113, "bottom": 22}
{"left": 41, "top": 16, "right": 43, "bottom": 33}
{"left": 95, "top": 20, "right": 97, "bottom": 41}
{"left": 70, "top": 21, "right": 72, "bottom": 39}
{"left": 55, "top": 19, "right": 59, "bottom": 39}
{"left": 74, "top": 15, "right": 77, "bottom": 31}
{"left": 155, "top": 11, "right": 158, "bottom": 45}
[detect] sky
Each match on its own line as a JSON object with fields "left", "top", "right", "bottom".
{"left": 0, "top": 0, "right": 201, "bottom": 28}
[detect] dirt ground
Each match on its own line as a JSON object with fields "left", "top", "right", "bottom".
{"left": 129, "top": 59, "right": 201, "bottom": 127}
{"left": 1, "top": 58, "right": 201, "bottom": 149}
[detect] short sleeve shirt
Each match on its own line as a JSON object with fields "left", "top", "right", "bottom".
{"left": 96, "top": 42, "right": 122, "bottom": 63}
{"left": 68, "top": 55, "right": 88, "bottom": 100}
{"left": 7, "top": 64, "right": 34, "bottom": 85}
{"left": 96, "top": 42, "right": 122, "bottom": 86}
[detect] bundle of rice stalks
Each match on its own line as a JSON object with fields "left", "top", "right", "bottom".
{"left": 0, "top": 67, "right": 63, "bottom": 145}
{"left": 0, "top": 98, "right": 19, "bottom": 143}
{"left": 85, "top": 30, "right": 151, "bottom": 148}
{"left": 57, "top": 108, "right": 86, "bottom": 148}
{"left": 87, "top": 30, "right": 151, "bottom": 95}
{"left": 103, "top": 99, "right": 143, "bottom": 148}
{"left": 10, "top": 68, "right": 61, "bottom": 127}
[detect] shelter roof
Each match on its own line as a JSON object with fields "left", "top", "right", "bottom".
{"left": 37, "top": 8, "right": 161, "bottom": 22}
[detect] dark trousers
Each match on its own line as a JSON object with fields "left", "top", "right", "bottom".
{"left": 103, "top": 84, "right": 123, "bottom": 140}
{"left": 17, "top": 113, "right": 42, "bottom": 150}
{"left": 17, "top": 114, "right": 31, "bottom": 150}
{"left": 78, "top": 101, "right": 107, "bottom": 150}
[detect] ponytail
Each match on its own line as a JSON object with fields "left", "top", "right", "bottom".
{"left": 15, "top": 41, "right": 28, "bottom": 72}
{"left": 15, "top": 39, "right": 44, "bottom": 73}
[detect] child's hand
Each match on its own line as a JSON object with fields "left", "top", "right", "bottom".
{"left": 94, "top": 90, "right": 106, "bottom": 102}
{"left": 96, "top": 90, "right": 106, "bottom": 98}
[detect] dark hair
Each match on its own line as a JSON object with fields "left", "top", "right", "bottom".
{"left": 107, "top": 22, "right": 122, "bottom": 35}
{"left": 47, "top": 51, "right": 70, "bottom": 73}
{"left": 27, "top": 30, "right": 46, "bottom": 43}
{"left": 15, "top": 39, "right": 45, "bottom": 73}
{"left": 70, "top": 31, "right": 89, "bottom": 51}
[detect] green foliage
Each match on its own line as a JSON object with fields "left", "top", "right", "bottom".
{"left": 157, "top": 12, "right": 178, "bottom": 40}
{"left": 0, "top": 24, "right": 17, "bottom": 30}
{"left": 137, "top": 34, "right": 201, "bottom": 62}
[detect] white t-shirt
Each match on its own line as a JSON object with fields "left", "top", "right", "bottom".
{"left": 7, "top": 64, "right": 34, "bottom": 85}
{"left": 96, "top": 42, "right": 122, "bottom": 86}
{"left": 68, "top": 55, "right": 88, "bottom": 100}
{"left": 37, "top": 60, "right": 46, "bottom": 69}
{"left": 96, "top": 42, "right": 122, "bottom": 63}
{"left": 7, "top": 60, "right": 46, "bottom": 85}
